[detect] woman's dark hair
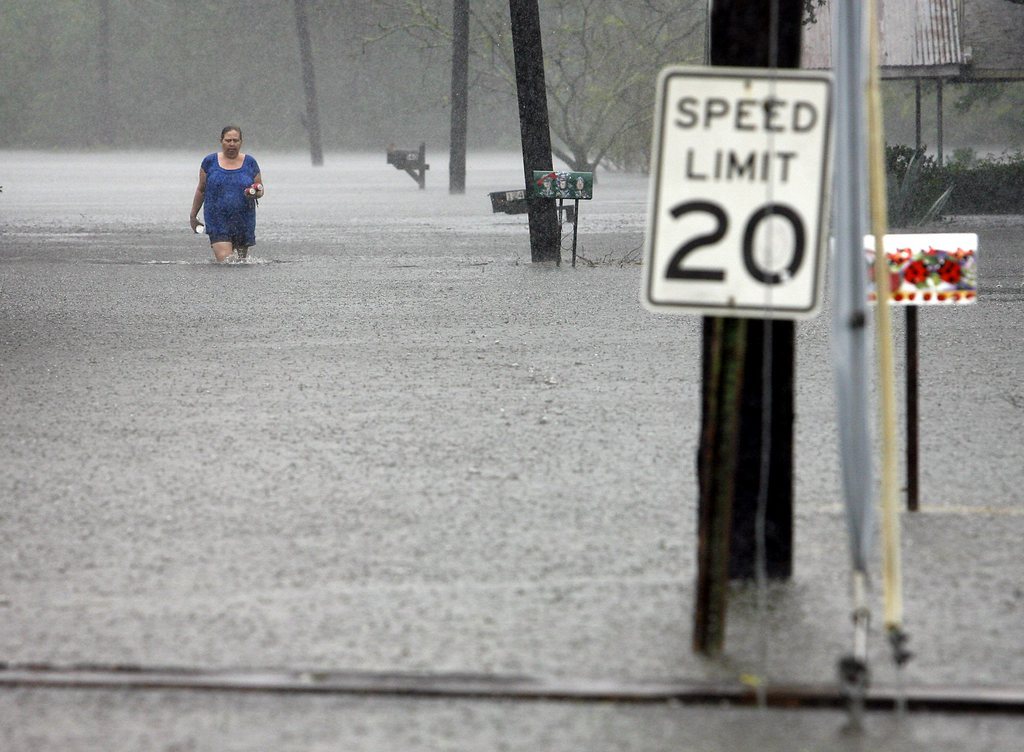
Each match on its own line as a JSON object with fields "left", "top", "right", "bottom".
{"left": 221, "top": 125, "right": 242, "bottom": 139}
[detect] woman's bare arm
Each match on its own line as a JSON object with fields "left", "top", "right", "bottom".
{"left": 190, "top": 168, "right": 206, "bottom": 230}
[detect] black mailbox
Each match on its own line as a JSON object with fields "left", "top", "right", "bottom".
{"left": 489, "top": 189, "right": 528, "bottom": 214}
{"left": 386, "top": 142, "right": 429, "bottom": 189}
{"left": 387, "top": 150, "right": 421, "bottom": 169}
{"left": 489, "top": 188, "right": 575, "bottom": 222}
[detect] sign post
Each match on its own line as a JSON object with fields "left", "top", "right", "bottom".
{"left": 643, "top": 66, "right": 833, "bottom": 318}
{"left": 532, "top": 170, "right": 593, "bottom": 267}
{"left": 866, "top": 232, "right": 979, "bottom": 512}
{"left": 643, "top": 63, "right": 832, "bottom": 656}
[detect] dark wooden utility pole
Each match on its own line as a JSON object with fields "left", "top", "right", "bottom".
{"left": 294, "top": 0, "right": 324, "bottom": 166}
{"left": 693, "top": 0, "right": 804, "bottom": 655}
{"left": 693, "top": 317, "right": 747, "bottom": 655}
{"left": 508, "top": 0, "right": 560, "bottom": 262}
{"left": 449, "top": 0, "right": 470, "bottom": 194}
{"left": 703, "top": 0, "right": 802, "bottom": 581}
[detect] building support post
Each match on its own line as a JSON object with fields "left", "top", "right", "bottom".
{"left": 914, "top": 79, "right": 922, "bottom": 152}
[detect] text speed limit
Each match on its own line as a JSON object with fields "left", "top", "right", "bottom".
{"left": 643, "top": 66, "right": 833, "bottom": 319}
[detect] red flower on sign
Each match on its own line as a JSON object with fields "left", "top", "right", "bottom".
{"left": 888, "top": 248, "right": 912, "bottom": 264}
{"left": 904, "top": 260, "right": 928, "bottom": 285}
{"left": 938, "top": 259, "right": 961, "bottom": 284}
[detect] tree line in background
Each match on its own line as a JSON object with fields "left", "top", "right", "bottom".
{"left": 0, "top": 0, "right": 509, "bottom": 151}
{"left": 0, "top": 0, "right": 707, "bottom": 171}
{"left": 370, "top": 0, "right": 705, "bottom": 172}
{"left": 2, "top": 0, "right": 1023, "bottom": 180}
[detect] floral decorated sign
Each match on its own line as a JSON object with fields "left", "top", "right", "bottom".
{"left": 532, "top": 171, "right": 593, "bottom": 200}
{"left": 865, "top": 233, "right": 978, "bottom": 305}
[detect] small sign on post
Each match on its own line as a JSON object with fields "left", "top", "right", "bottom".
{"left": 865, "top": 232, "right": 979, "bottom": 513}
{"left": 532, "top": 170, "right": 593, "bottom": 267}
{"left": 643, "top": 66, "right": 833, "bottom": 319}
{"left": 865, "top": 233, "right": 978, "bottom": 305}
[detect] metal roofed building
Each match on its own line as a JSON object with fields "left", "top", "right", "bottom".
{"left": 801, "top": 0, "right": 1024, "bottom": 160}
{"left": 802, "top": 0, "right": 1024, "bottom": 81}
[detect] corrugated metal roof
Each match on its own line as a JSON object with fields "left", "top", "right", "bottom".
{"left": 803, "top": 0, "right": 967, "bottom": 77}
{"left": 911, "top": 0, "right": 962, "bottom": 67}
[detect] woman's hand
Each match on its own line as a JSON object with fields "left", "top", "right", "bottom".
{"left": 190, "top": 216, "right": 201, "bottom": 233}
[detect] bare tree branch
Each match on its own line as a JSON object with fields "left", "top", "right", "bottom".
{"left": 367, "top": 0, "right": 706, "bottom": 171}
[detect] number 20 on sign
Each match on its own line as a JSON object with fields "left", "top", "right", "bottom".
{"left": 643, "top": 66, "right": 833, "bottom": 319}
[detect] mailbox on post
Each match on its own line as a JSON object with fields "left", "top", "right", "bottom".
{"left": 488, "top": 188, "right": 529, "bottom": 214}
{"left": 488, "top": 172, "right": 590, "bottom": 263}
{"left": 488, "top": 186, "right": 578, "bottom": 222}
{"left": 386, "top": 142, "right": 429, "bottom": 189}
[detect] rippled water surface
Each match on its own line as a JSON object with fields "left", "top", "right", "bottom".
{"left": 1, "top": 150, "right": 1022, "bottom": 752}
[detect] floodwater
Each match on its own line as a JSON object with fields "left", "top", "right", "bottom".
{"left": 1, "top": 151, "right": 1022, "bottom": 750}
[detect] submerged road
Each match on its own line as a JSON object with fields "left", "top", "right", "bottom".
{"left": 1, "top": 151, "right": 1022, "bottom": 750}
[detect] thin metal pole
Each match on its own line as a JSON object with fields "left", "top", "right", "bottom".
{"left": 901, "top": 75, "right": 933, "bottom": 513}
{"left": 831, "top": 0, "right": 876, "bottom": 626}
{"left": 571, "top": 198, "right": 579, "bottom": 267}
{"left": 556, "top": 198, "right": 562, "bottom": 266}
{"left": 906, "top": 307, "right": 920, "bottom": 510}
{"left": 936, "top": 80, "right": 944, "bottom": 167}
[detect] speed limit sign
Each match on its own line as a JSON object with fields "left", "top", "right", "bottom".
{"left": 643, "top": 66, "right": 833, "bottom": 319}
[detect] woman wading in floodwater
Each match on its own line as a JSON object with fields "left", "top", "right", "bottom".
{"left": 190, "top": 126, "right": 264, "bottom": 261}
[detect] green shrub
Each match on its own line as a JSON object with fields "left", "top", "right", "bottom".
{"left": 884, "top": 145, "right": 1024, "bottom": 217}
{"left": 944, "top": 151, "right": 1024, "bottom": 214}
{"left": 885, "top": 144, "right": 953, "bottom": 226}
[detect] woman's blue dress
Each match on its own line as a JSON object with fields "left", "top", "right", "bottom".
{"left": 201, "top": 153, "right": 260, "bottom": 247}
